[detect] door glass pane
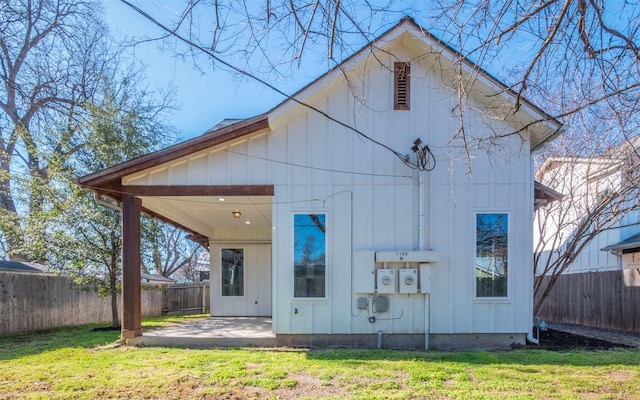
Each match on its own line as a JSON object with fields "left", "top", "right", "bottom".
{"left": 222, "top": 248, "right": 244, "bottom": 296}
{"left": 294, "top": 214, "right": 326, "bottom": 297}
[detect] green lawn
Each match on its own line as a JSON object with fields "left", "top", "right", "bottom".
{"left": 1, "top": 316, "right": 639, "bottom": 399}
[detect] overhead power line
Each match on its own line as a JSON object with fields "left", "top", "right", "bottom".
{"left": 118, "top": 0, "right": 428, "bottom": 171}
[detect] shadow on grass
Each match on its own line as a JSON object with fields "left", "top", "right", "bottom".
{"left": 304, "top": 347, "right": 640, "bottom": 367}
{"left": 0, "top": 324, "right": 122, "bottom": 361}
{"left": 0, "top": 314, "right": 209, "bottom": 361}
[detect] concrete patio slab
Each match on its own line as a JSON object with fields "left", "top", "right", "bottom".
{"left": 127, "top": 317, "right": 276, "bottom": 348}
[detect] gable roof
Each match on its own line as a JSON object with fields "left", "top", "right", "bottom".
{"left": 602, "top": 232, "right": 640, "bottom": 253}
{"left": 78, "top": 17, "right": 562, "bottom": 195}
{"left": 141, "top": 273, "right": 175, "bottom": 284}
{"left": 534, "top": 181, "right": 563, "bottom": 211}
{"left": 0, "top": 260, "right": 44, "bottom": 273}
{"left": 78, "top": 116, "right": 269, "bottom": 194}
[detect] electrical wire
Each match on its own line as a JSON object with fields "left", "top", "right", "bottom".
{"left": 118, "top": 0, "right": 428, "bottom": 171}
{"left": 416, "top": 145, "right": 437, "bottom": 172}
{"left": 224, "top": 149, "right": 414, "bottom": 179}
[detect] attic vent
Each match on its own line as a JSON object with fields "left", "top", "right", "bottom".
{"left": 394, "top": 62, "right": 410, "bottom": 110}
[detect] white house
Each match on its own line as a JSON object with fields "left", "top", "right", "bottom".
{"left": 535, "top": 142, "right": 640, "bottom": 275}
{"left": 78, "top": 17, "right": 563, "bottom": 349}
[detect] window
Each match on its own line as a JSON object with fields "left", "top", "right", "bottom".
{"left": 294, "top": 214, "right": 326, "bottom": 297}
{"left": 475, "top": 213, "right": 508, "bottom": 297}
{"left": 394, "top": 62, "right": 410, "bottom": 110}
{"left": 221, "top": 248, "right": 244, "bottom": 296}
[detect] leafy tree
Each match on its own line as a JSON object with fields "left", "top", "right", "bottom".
{"left": 0, "top": 0, "right": 116, "bottom": 260}
{"left": 0, "top": 0, "right": 207, "bottom": 328}
{"left": 47, "top": 73, "right": 175, "bottom": 328}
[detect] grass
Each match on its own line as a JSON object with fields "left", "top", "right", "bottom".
{"left": 1, "top": 316, "right": 639, "bottom": 399}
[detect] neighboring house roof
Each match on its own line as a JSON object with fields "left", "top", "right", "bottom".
{"left": 203, "top": 118, "right": 246, "bottom": 133}
{"left": 117, "top": 273, "right": 176, "bottom": 284}
{"left": 78, "top": 17, "right": 562, "bottom": 196}
{"left": 601, "top": 232, "right": 640, "bottom": 253}
{"left": 535, "top": 156, "right": 622, "bottom": 181}
{"left": 534, "top": 181, "right": 564, "bottom": 211}
{"left": 142, "top": 273, "right": 176, "bottom": 284}
{"left": 0, "top": 260, "right": 44, "bottom": 273}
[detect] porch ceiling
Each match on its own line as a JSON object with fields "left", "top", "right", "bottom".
{"left": 139, "top": 195, "right": 273, "bottom": 237}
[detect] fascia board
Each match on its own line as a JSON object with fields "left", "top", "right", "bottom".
{"left": 268, "top": 20, "right": 562, "bottom": 144}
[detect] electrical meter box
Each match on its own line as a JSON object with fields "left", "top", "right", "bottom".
{"left": 376, "top": 269, "right": 396, "bottom": 293}
{"left": 373, "top": 295, "right": 389, "bottom": 313}
{"left": 399, "top": 268, "right": 418, "bottom": 293}
{"left": 419, "top": 264, "right": 432, "bottom": 294}
{"left": 353, "top": 251, "right": 375, "bottom": 293}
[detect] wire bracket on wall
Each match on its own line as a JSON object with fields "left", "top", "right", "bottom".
{"left": 411, "top": 138, "right": 436, "bottom": 172}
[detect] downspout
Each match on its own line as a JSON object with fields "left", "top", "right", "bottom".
{"left": 528, "top": 159, "right": 540, "bottom": 346}
{"left": 418, "top": 167, "right": 425, "bottom": 251}
{"left": 418, "top": 169, "right": 430, "bottom": 351}
{"left": 528, "top": 317, "right": 542, "bottom": 345}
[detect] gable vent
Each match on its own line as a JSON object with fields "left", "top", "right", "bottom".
{"left": 394, "top": 62, "right": 410, "bottom": 110}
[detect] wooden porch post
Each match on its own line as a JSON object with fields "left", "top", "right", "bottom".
{"left": 121, "top": 194, "right": 142, "bottom": 339}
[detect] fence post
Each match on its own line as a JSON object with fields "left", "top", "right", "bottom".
{"left": 202, "top": 284, "right": 206, "bottom": 314}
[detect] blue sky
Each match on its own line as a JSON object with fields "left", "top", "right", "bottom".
{"left": 105, "top": 1, "right": 306, "bottom": 139}
{"left": 104, "top": 1, "right": 634, "bottom": 143}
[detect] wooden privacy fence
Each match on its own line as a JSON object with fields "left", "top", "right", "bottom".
{"left": 162, "top": 284, "right": 210, "bottom": 315}
{"left": 0, "top": 272, "right": 209, "bottom": 335}
{"left": 536, "top": 269, "right": 640, "bottom": 332}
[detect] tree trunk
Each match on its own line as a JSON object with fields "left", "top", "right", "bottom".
{"left": 109, "top": 270, "right": 120, "bottom": 328}
{"left": 110, "top": 289, "right": 120, "bottom": 329}
{"left": 0, "top": 165, "right": 26, "bottom": 260}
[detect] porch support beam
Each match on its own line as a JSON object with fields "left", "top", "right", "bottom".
{"left": 121, "top": 194, "right": 142, "bottom": 339}
{"left": 119, "top": 185, "right": 274, "bottom": 197}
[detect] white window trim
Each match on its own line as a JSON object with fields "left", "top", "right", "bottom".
{"left": 292, "top": 211, "right": 329, "bottom": 300}
{"left": 220, "top": 246, "right": 246, "bottom": 298}
{"left": 473, "top": 211, "right": 511, "bottom": 301}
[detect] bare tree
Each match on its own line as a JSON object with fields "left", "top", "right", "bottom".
{"left": 142, "top": 218, "right": 205, "bottom": 281}
{"left": 533, "top": 116, "right": 640, "bottom": 314}
{"left": 119, "top": 1, "right": 639, "bottom": 156}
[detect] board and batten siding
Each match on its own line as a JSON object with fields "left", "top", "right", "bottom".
{"left": 122, "top": 44, "right": 534, "bottom": 337}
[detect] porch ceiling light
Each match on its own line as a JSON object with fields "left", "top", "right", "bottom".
{"left": 232, "top": 210, "right": 241, "bottom": 218}
{"left": 218, "top": 197, "right": 225, "bottom": 202}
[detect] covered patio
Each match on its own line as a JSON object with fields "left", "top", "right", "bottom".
{"left": 77, "top": 118, "right": 279, "bottom": 341}
{"left": 131, "top": 317, "right": 276, "bottom": 348}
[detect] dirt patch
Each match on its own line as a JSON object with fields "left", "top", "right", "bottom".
{"left": 271, "top": 373, "right": 348, "bottom": 399}
{"left": 531, "top": 329, "right": 632, "bottom": 350}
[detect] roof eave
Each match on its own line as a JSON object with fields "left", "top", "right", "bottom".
{"left": 78, "top": 115, "right": 270, "bottom": 191}
{"left": 267, "top": 17, "right": 562, "bottom": 143}
{"left": 534, "top": 180, "right": 564, "bottom": 201}
{"left": 531, "top": 125, "right": 566, "bottom": 153}
{"left": 602, "top": 232, "right": 640, "bottom": 252}
{"left": 601, "top": 242, "right": 640, "bottom": 252}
